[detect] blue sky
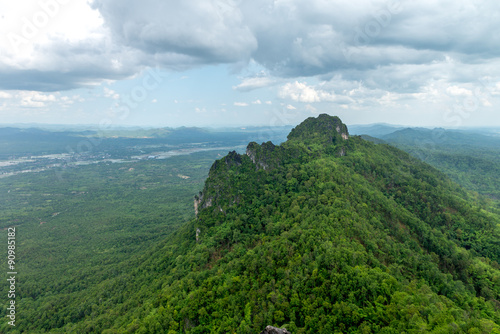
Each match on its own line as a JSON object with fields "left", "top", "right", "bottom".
{"left": 1, "top": 0, "right": 500, "bottom": 128}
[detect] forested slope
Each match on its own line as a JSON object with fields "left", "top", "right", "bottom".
{"left": 8, "top": 115, "right": 500, "bottom": 333}
{"left": 101, "top": 114, "right": 500, "bottom": 333}
{"left": 381, "top": 128, "right": 500, "bottom": 200}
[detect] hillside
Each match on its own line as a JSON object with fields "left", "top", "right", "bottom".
{"left": 136, "top": 115, "right": 500, "bottom": 333}
{"left": 5, "top": 114, "right": 500, "bottom": 333}
{"left": 380, "top": 128, "right": 500, "bottom": 200}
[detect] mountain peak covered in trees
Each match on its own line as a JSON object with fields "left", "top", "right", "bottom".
{"left": 6, "top": 115, "right": 500, "bottom": 333}
{"left": 183, "top": 114, "right": 500, "bottom": 332}
{"left": 44, "top": 114, "right": 499, "bottom": 333}
{"left": 287, "top": 113, "right": 349, "bottom": 144}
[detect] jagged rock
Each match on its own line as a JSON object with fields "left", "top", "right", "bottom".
{"left": 196, "top": 114, "right": 349, "bottom": 218}
{"left": 194, "top": 195, "right": 201, "bottom": 217}
{"left": 194, "top": 192, "right": 213, "bottom": 217}
{"left": 246, "top": 141, "right": 278, "bottom": 170}
{"left": 224, "top": 150, "right": 242, "bottom": 167}
{"left": 259, "top": 326, "right": 291, "bottom": 334}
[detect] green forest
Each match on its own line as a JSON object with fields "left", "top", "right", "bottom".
{"left": 1, "top": 115, "right": 500, "bottom": 333}
{"left": 379, "top": 127, "right": 500, "bottom": 201}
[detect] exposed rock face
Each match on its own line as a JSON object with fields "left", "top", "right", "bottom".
{"left": 195, "top": 114, "right": 349, "bottom": 218}
{"left": 194, "top": 192, "right": 213, "bottom": 217}
{"left": 246, "top": 143, "right": 261, "bottom": 166}
{"left": 246, "top": 141, "right": 275, "bottom": 170}
{"left": 194, "top": 196, "right": 200, "bottom": 217}
{"left": 222, "top": 150, "right": 242, "bottom": 168}
{"left": 195, "top": 228, "right": 201, "bottom": 243}
{"left": 259, "top": 326, "right": 291, "bottom": 334}
{"left": 339, "top": 147, "right": 346, "bottom": 157}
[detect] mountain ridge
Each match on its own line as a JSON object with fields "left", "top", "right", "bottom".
{"left": 170, "top": 114, "right": 500, "bottom": 333}
{"left": 12, "top": 114, "right": 499, "bottom": 333}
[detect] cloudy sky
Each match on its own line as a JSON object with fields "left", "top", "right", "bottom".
{"left": 1, "top": 0, "right": 500, "bottom": 128}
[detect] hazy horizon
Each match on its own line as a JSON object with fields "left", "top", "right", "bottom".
{"left": 2, "top": 120, "right": 500, "bottom": 133}
{"left": 1, "top": 1, "right": 500, "bottom": 128}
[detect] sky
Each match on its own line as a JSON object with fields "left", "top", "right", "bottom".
{"left": 1, "top": 0, "right": 500, "bottom": 128}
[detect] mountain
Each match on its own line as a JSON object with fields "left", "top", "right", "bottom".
{"left": 348, "top": 123, "right": 405, "bottom": 137}
{"left": 6, "top": 115, "right": 500, "bottom": 333}
{"left": 146, "top": 115, "right": 500, "bottom": 333}
{"left": 0, "top": 127, "right": 85, "bottom": 155}
{"left": 379, "top": 128, "right": 500, "bottom": 200}
{"left": 381, "top": 127, "right": 500, "bottom": 150}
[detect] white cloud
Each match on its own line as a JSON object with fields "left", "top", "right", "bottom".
{"left": 151, "top": 99, "right": 157, "bottom": 103}
{"left": 233, "top": 76, "right": 277, "bottom": 91}
{"left": 489, "top": 82, "right": 500, "bottom": 96}
{"left": 286, "top": 104, "right": 296, "bottom": 110}
{"left": 279, "top": 81, "right": 336, "bottom": 103}
{"left": 252, "top": 99, "right": 262, "bottom": 104}
{"left": 93, "top": 0, "right": 257, "bottom": 63}
{"left": 0, "top": 92, "right": 13, "bottom": 99}
{"left": 0, "top": 0, "right": 500, "bottom": 127}
{"left": 0, "top": 91, "right": 88, "bottom": 111}
{"left": 1, "top": 0, "right": 500, "bottom": 98}
{"left": 305, "top": 104, "right": 317, "bottom": 113}
{"left": 18, "top": 91, "right": 56, "bottom": 107}
{"left": 446, "top": 86, "right": 473, "bottom": 97}
{"left": 482, "top": 100, "right": 493, "bottom": 107}
{"left": 104, "top": 87, "right": 120, "bottom": 99}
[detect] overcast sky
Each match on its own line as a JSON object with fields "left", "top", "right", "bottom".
{"left": 1, "top": 0, "right": 500, "bottom": 128}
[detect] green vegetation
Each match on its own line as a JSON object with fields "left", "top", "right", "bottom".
{"left": 1, "top": 115, "right": 500, "bottom": 333}
{"left": 0, "top": 151, "right": 226, "bottom": 333}
{"left": 381, "top": 128, "right": 500, "bottom": 200}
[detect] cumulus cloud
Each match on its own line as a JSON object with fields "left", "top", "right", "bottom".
{"left": 1, "top": 0, "right": 500, "bottom": 95}
{"left": 92, "top": 0, "right": 257, "bottom": 63}
{"left": 279, "top": 81, "right": 337, "bottom": 103}
{"left": 94, "top": 0, "right": 500, "bottom": 87}
{"left": 446, "top": 86, "right": 473, "bottom": 97}
{"left": 20, "top": 92, "right": 55, "bottom": 107}
{"left": 0, "top": 0, "right": 138, "bottom": 91}
{"left": 234, "top": 102, "right": 249, "bottom": 107}
{"left": 0, "top": 92, "right": 13, "bottom": 99}
{"left": 0, "top": 90, "right": 83, "bottom": 109}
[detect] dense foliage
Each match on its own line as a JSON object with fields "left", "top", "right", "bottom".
{"left": 1, "top": 115, "right": 499, "bottom": 333}
{"left": 0, "top": 151, "right": 225, "bottom": 333}
{"left": 380, "top": 128, "right": 500, "bottom": 200}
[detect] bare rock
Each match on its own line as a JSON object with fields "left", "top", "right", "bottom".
{"left": 259, "top": 326, "right": 291, "bottom": 334}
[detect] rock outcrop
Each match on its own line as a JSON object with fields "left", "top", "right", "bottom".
{"left": 195, "top": 114, "right": 351, "bottom": 217}
{"left": 259, "top": 326, "right": 291, "bottom": 334}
